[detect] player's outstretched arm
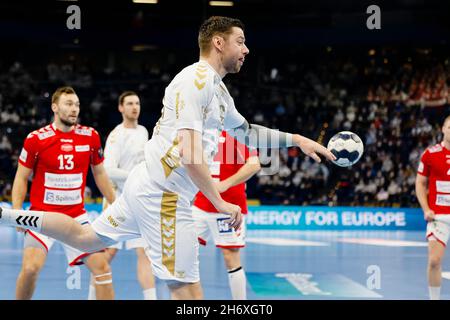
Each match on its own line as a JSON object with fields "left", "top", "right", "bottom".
{"left": 227, "top": 120, "right": 336, "bottom": 163}
{"left": 178, "top": 128, "right": 242, "bottom": 229}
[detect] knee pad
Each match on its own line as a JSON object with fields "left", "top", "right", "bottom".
{"left": 94, "top": 272, "right": 113, "bottom": 285}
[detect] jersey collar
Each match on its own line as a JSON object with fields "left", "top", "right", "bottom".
{"left": 51, "top": 122, "right": 75, "bottom": 134}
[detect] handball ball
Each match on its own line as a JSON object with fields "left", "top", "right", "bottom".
{"left": 327, "top": 131, "right": 364, "bottom": 167}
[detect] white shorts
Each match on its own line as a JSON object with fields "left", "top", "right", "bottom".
{"left": 426, "top": 220, "right": 450, "bottom": 246}
{"left": 107, "top": 237, "right": 147, "bottom": 250}
{"left": 91, "top": 162, "right": 200, "bottom": 283}
{"left": 101, "top": 196, "right": 147, "bottom": 251}
{"left": 193, "top": 206, "right": 246, "bottom": 248}
{"left": 24, "top": 213, "right": 94, "bottom": 266}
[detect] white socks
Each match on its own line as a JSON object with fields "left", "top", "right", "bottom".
{"left": 429, "top": 286, "right": 441, "bottom": 300}
{"left": 0, "top": 208, "right": 43, "bottom": 232}
{"left": 228, "top": 266, "right": 247, "bottom": 300}
{"left": 143, "top": 288, "right": 157, "bottom": 300}
{"left": 88, "top": 284, "right": 96, "bottom": 300}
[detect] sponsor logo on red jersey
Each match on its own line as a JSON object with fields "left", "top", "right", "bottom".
{"left": 61, "top": 144, "right": 74, "bottom": 152}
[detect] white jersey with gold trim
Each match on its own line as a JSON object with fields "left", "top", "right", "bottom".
{"left": 145, "top": 60, "right": 245, "bottom": 200}
{"left": 92, "top": 60, "right": 246, "bottom": 283}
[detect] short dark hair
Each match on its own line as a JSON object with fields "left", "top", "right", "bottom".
{"left": 52, "top": 86, "right": 76, "bottom": 104}
{"left": 198, "top": 16, "right": 244, "bottom": 55}
{"left": 119, "top": 91, "right": 138, "bottom": 105}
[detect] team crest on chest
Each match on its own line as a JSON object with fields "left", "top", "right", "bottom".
{"left": 61, "top": 144, "right": 74, "bottom": 152}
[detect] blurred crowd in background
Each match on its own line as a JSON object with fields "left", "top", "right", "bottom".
{"left": 0, "top": 46, "right": 449, "bottom": 207}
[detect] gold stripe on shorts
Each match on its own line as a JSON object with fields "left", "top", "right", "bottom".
{"left": 160, "top": 192, "right": 178, "bottom": 275}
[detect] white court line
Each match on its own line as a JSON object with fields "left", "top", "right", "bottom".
{"left": 246, "top": 237, "right": 329, "bottom": 246}
{"left": 337, "top": 238, "right": 428, "bottom": 247}
{"left": 441, "top": 272, "right": 450, "bottom": 280}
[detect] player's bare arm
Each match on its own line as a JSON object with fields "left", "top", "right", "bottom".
{"left": 91, "top": 163, "right": 116, "bottom": 205}
{"left": 228, "top": 120, "right": 336, "bottom": 163}
{"left": 178, "top": 128, "right": 242, "bottom": 229}
{"left": 216, "top": 156, "right": 261, "bottom": 193}
{"left": 415, "top": 174, "right": 435, "bottom": 221}
{"left": 11, "top": 163, "right": 33, "bottom": 232}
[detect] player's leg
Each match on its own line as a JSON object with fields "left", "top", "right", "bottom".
{"left": 428, "top": 239, "right": 446, "bottom": 300}
{"left": 99, "top": 198, "right": 122, "bottom": 262}
{"left": 88, "top": 247, "right": 119, "bottom": 300}
{"left": 16, "top": 248, "right": 47, "bottom": 300}
{"left": 0, "top": 207, "right": 108, "bottom": 252}
{"left": 134, "top": 191, "right": 203, "bottom": 300}
{"left": 156, "top": 205, "right": 209, "bottom": 301}
{"left": 207, "top": 211, "right": 247, "bottom": 300}
{"left": 60, "top": 214, "right": 115, "bottom": 300}
{"left": 426, "top": 220, "right": 449, "bottom": 300}
{"left": 87, "top": 198, "right": 122, "bottom": 299}
{"left": 145, "top": 209, "right": 204, "bottom": 300}
{"left": 84, "top": 252, "right": 115, "bottom": 300}
{"left": 192, "top": 205, "right": 212, "bottom": 247}
{"left": 221, "top": 248, "right": 247, "bottom": 300}
{"left": 105, "top": 248, "right": 119, "bottom": 261}
{"left": 16, "top": 232, "right": 51, "bottom": 300}
{"left": 167, "top": 281, "right": 203, "bottom": 300}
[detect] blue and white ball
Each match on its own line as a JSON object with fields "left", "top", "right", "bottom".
{"left": 327, "top": 131, "right": 364, "bottom": 167}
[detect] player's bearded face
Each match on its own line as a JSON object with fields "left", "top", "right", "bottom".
{"left": 223, "top": 27, "right": 249, "bottom": 74}
{"left": 55, "top": 94, "right": 80, "bottom": 127}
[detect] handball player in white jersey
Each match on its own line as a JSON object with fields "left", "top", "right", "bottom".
{"left": 88, "top": 91, "right": 156, "bottom": 300}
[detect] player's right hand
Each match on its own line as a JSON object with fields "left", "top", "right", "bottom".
{"left": 293, "top": 134, "right": 336, "bottom": 163}
{"left": 16, "top": 227, "right": 26, "bottom": 233}
{"left": 424, "top": 209, "right": 435, "bottom": 222}
{"left": 215, "top": 200, "right": 242, "bottom": 230}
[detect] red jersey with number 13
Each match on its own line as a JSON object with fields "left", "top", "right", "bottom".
{"left": 418, "top": 142, "right": 450, "bottom": 214}
{"left": 18, "top": 124, "right": 104, "bottom": 218}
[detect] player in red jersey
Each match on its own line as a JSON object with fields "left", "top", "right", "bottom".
{"left": 12, "top": 87, "right": 116, "bottom": 300}
{"left": 193, "top": 131, "right": 260, "bottom": 299}
{"left": 416, "top": 115, "right": 450, "bottom": 300}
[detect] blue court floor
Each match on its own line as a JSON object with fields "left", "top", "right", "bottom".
{"left": 0, "top": 228, "right": 446, "bottom": 300}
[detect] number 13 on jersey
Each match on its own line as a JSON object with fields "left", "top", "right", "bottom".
{"left": 58, "top": 154, "right": 74, "bottom": 170}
